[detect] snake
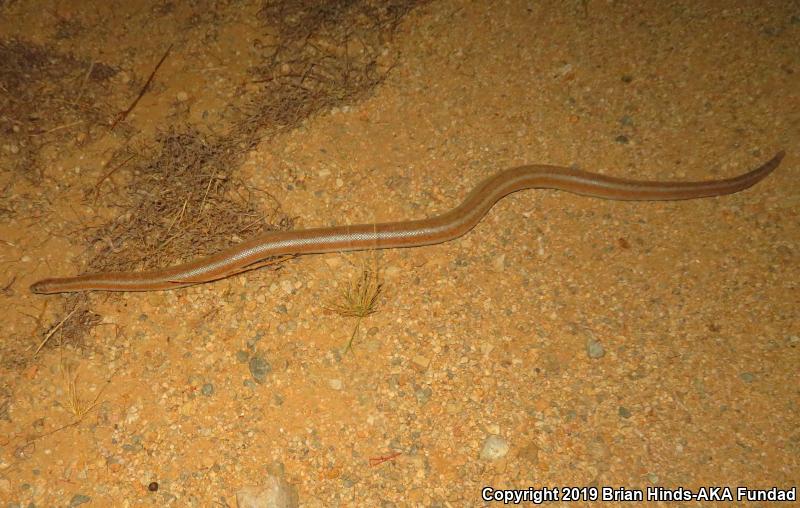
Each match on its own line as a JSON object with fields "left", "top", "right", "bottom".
{"left": 29, "top": 150, "right": 785, "bottom": 294}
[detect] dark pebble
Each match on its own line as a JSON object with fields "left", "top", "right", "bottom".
{"left": 69, "top": 494, "right": 91, "bottom": 507}
{"left": 249, "top": 355, "right": 272, "bottom": 383}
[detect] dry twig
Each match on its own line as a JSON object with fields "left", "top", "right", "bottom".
{"left": 32, "top": 308, "right": 77, "bottom": 356}
{"left": 110, "top": 43, "right": 173, "bottom": 130}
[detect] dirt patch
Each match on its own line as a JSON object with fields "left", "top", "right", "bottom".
{"left": 0, "top": 38, "right": 116, "bottom": 178}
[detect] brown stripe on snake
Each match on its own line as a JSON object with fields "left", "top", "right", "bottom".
{"left": 30, "top": 151, "right": 785, "bottom": 294}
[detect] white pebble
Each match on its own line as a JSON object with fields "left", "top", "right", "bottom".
{"left": 480, "top": 434, "right": 509, "bottom": 460}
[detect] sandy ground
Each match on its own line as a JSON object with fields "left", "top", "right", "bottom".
{"left": 1, "top": 1, "right": 798, "bottom": 507}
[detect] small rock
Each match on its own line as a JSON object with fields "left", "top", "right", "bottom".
{"left": 249, "top": 356, "right": 272, "bottom": 383}
{"left": 247, "top": 332, "right": 265, "bottom": 348}
{"left": 618, "top": 406, "right": 632, "bottom": 418}
{"left": 414, "top": 387, "right": 432, "bottom": 405}
{"left": 411, "top": 355, "right": 430, "bottom": 371}
{"left": 329, "top": 379, "right": 343, "bottom": 390}
{"left": 740, "top": 372, "right": 756, "bottom": 383}
{"left": 122, "top": 442, "right": 143, "bottom": 453}
{"left": 586, "top": 338, "right": 605, "bottom": 359}
{"left": 280, "top": 280, "right": 294, "bottom": 294}
{"left": 176, "top": 91, "right": 189, "bottom": 102}
{"left": 69, "top": 494, "right": 91, "bottom": 507}
{"left": 201, "top": 383, "right": 214, "bottom": 396}
{"left": 479, "top": 434, "right": 509, "bottom": 461}
{"left": 236, "top": 474, "right": 299, "bottom": 508}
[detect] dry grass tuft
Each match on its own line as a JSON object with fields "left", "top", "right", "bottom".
{"left": 326, "top": 264, "right": 383, "bottom": 353}
{"left": 85, "top": 127, "right": 293, "bottom": 275}
{"left": 59, "top": 359, "right": 104, "bottom": 420}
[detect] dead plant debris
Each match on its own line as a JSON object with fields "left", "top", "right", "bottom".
{"left": 17, "top": 0, "right": 426, "bottom": 356}
{"left": 0, "top": 38, "right": 117, "bottom": 178}
{"left": 85, "top": 0, "right": 427, "bottom": 279}
{"left": 326, "top": 265, "right": 384, "bottom": 354}
{"left": 84, "top": 126, "right": 293, "bottom": 275}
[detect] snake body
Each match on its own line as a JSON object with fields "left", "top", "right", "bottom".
{"left": 30, "top": 151, "right": 784, "bottom": 294}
